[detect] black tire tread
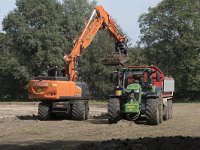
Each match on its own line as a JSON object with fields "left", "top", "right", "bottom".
{"left": 108, "top": 98, "right": 120, "bottom": 124}
{"left": 168, "top": 100, "right": 173, "bottom": 119}
{"left": 38, "top": 102, "right": 52, "bottom": 120}
{"left": 159, "top": 97, "right": 163, "bottom": 123}
{"left": 146, "top": 98, "right": 159, "bottom": 125}
{"left": 163, "top": 103, "right": 169, "bottom": 121}
{"left": 85, "top": 102, "right": 89, "bottom": 120}
{"left": 71, "top": 101, "right": 86, "bottom": 121}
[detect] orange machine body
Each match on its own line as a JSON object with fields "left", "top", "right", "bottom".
{"left": 28, "top": 80, "right": 80, "bottom": 100}
{"left": 28, "top": 79, "right": 90, "bottom": 100}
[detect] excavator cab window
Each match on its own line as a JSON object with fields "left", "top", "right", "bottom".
{"left": 47, "top": 67, "right": 64, "bottom": 77}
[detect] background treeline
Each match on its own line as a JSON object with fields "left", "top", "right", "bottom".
{"left": 0, "top": 0, "right": 199, "bottom": 101}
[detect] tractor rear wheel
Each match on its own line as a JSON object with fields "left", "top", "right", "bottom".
{"left": 146, "top": 98, "right": 160, "bottom": 125}
{"left": 38, "top": 102, "right": 52, "bottom": 120}
{"left": 108, "top": 98, "right": 121, "bottom": 124}
{"left": 71, "top": 101, "right": 86, "bottom": 121}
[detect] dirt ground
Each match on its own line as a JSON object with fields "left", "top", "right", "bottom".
{"left": 0, "top": 102, "right": 199, "bottom": 150}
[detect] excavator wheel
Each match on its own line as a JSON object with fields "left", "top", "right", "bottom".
{"left": 85, "top": 102, "right": 89, "bottom": 119}
{"left": 38, "top": 102, "right": 52, "bottom": 120}
{"left": 71, "top": 101, "right": 86, "bottom": 121}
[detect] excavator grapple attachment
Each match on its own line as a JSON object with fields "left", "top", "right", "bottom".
{"left": 100, "top": 52, "right": 128, "bottom": 66}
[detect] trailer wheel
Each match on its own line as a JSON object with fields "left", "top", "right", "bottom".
{"left": 159, "top": 97, "right": 163, "bottom": 123}
{"left": 163, "top": 103, "right": 169, "bottom": 120}
{"left": 71, "top": 101, "right": 86, "bottom": 121}
{"left": 85, "top": 102, "right": 89, "bottom": 120}
{"left": 108, "top": 98, "right": 121, "bottom": 124}
{"left": 38, "top": 102, "right": 52, "bottom": 120}
{"left": 168, "top": 100, "right": 173, "bottom": 119}
{"left": 146, "top": 98, "right": 160, "bottom": 125}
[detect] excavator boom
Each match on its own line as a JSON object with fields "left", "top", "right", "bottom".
{"left": 64, "top": 5, "right": 128, "bottom": 81}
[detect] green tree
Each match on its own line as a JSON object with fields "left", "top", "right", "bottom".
{"left": 62, "top": 0, "right": 96, "bottom": 48}
{"left": 127, "top": 47, "right": 146, "bottom": 66}
{"left": 1, "top": 0, "right": 66, "bottom": 99}
{"left": 81, "top": 30, "right": 116, "bottom": 99}
{"left": 139, "top": 0, "right": 200, "bottom": 100}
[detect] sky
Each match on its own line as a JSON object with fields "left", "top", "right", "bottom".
{"left": 0, "top": 0, "right": 162, "bottom": 46}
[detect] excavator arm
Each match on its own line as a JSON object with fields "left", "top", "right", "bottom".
{"left": 64, "top": 5, "right": 128, "bottom": 81}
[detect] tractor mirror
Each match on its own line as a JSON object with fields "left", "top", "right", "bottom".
{"left": 143, "top": 71, "right": 149, "bottom": 83}
{"left": 110, "top": 72, "right": 118, "bottom": 82}
{"left": 156, "top": 72, "right": 160, "bottom": 82}
{"left": 110, "top": 71, "right": 122, "bottom": 86}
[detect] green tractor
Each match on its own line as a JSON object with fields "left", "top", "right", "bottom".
{"left": 108, "top": 66, "right": 174, "bottom": 125}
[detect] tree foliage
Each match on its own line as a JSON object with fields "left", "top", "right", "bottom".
{"left": 139, "top": 0, "right": 200, "bottom": 100}
{"left": 1, "top": 0, "right": 68, "bottom": 99}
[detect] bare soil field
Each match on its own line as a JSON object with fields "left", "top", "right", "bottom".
{"left": 0, "top": 102, "right": 199, "bottom": 150}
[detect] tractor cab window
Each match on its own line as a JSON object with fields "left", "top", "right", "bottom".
{"left": 123, "top": 70, "right": 144, "bottom": 88}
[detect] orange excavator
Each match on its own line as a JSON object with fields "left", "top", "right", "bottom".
{"left": 28, "top": 5, "right": 128, "bottom": 120}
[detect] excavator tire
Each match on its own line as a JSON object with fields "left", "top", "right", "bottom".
{"left": 71, "top": 101, "right": 86, "bottom": 121}
{"left": 108, "top": 98, "right": 121, "bottom": 124}
{"left": 38, "top": 102, "right": 52, "bottom": 120}
{"left": 146, "top": 98, "right": 160, "bottom": 125}
{"left": 85, "top": 102, "right": 89, "bottom": 119}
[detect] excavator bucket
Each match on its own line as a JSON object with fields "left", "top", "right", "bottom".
{"left": 100, "top": 52, "right": 128, "bottom": 66}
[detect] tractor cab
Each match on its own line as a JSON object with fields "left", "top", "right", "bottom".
{"left": 111, "top": 68, "right": 152, "bottom": 94}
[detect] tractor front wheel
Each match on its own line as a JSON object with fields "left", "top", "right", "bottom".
{"left": 108, "top": 98, "right": 121, "bottom": 124}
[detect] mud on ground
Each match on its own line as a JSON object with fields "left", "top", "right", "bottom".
{"left": 0, "top": 103, "right": 199, "bottom": 150}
